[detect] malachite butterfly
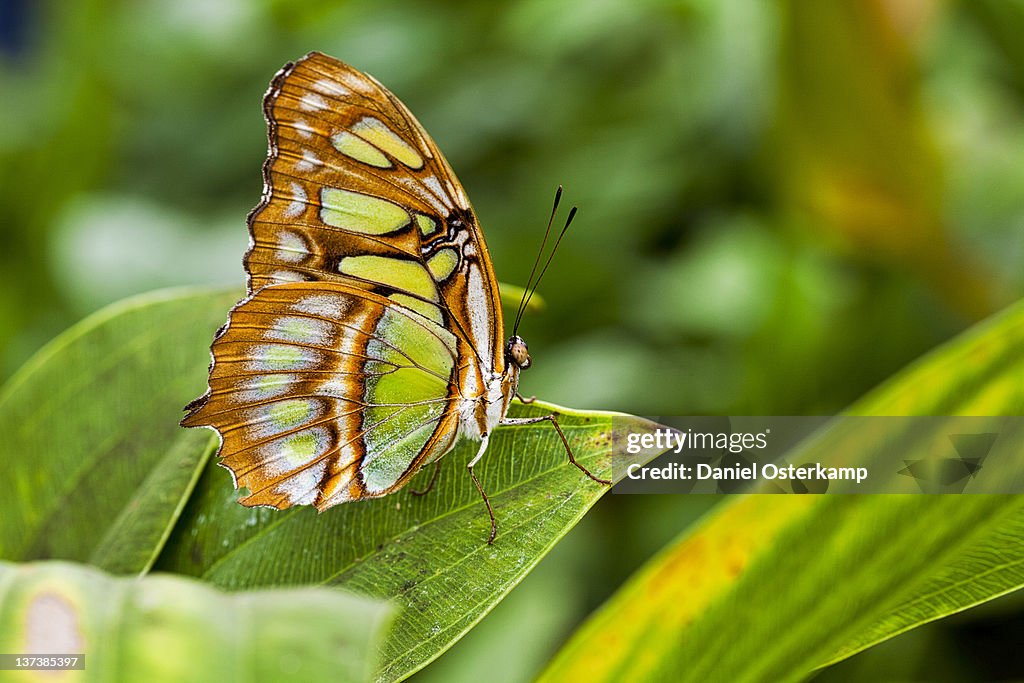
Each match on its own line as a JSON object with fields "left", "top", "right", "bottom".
{"left": 182, "top": 51, "right": 608, "bottom": 543}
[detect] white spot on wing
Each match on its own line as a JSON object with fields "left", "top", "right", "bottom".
{"left": 229, "top": 373, "right": 296, "bottom": 404}
{"left": 423, "top": 176, "right": 446, "bottom": 204}
{"left": 336, "top": 441, "right": 362, "bottom": 471}
{"left": 246, "top": 344, "right": 321, "bottom": 373}
{"left": 337, "top": 70, "right": 375, "bottom": 94}
{"left": 441, "top": 175, "right": 461, "bottom": 203}
{"left": 395, "top": 176, "right": 449, "bottom": 214}
{"left": 291, "top": 119, "right": 315, "bottom": 139}
{"left": 299, "top": 93, "right": 328, "bottom": 112}
{"left": 275, "top": 461, "right": 326, "bottom": 505}
{"left": 245, "top": 348, "right": 317, "bottom": 374}
{"left": 270, "top": 270, "right": 305, "bottom": 283}
{"left": 295, "top": 149, "right": 322, "bottom": 171}
{"left": 312, "top": 79, "right": 350, "bottom": 98}
{"left": 283, "top": 182, "right": 307, "bottom": 218}
{"left": 314, "top": 377, "right": 351, "bottom": 397}
{"left": 265, "top": 316, "right": 332, "bottom": 346}
{"left": 276, "top": 232, "right": 307, "bottom": 262}
{"left": 293, "top": 294, "right": 348, "bottom": 318}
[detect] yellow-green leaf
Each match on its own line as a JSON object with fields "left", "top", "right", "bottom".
{"left": 540, "top": 299, "right": 1024, "bottom": 683}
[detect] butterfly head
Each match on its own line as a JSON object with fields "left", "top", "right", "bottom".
{"left": 506, "top": 335, "right": 532, "bottom": 370}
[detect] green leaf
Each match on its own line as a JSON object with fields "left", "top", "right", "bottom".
{"left": 0, "top": 288, "right": 240, "bottom": 573}
{"left": 0, "top": 560, "right": 393, "bottom": 682}
{"left": 87, "top": 429, "right": 217, "bottom": 575}
{"left": 0, "top": 286, "right": 658, "bottom": 680}
{"left": 498, "top": 280, "right": 545, "bottom": 312}
{"left": 539, "top": 299, "right": 1024, "bottom": 683}
{"left": 158, "top": 401, "right": 656, "bottom": 682}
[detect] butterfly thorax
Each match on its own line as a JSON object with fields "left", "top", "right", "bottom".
{"left": 456, "top": 335, "right": 529, "bottom": 443}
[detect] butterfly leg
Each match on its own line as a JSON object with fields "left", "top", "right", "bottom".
{"left": 502, "top": 414, "right": 612, "bottom": 485}
{"left": 410, "top": 461, "right": 442, "bottom": 496}
{"left": 467, "top": 435, "right": 498, "bottom": 544}
{"left": 516, "top": 392, "right": 537, "bottom": 404}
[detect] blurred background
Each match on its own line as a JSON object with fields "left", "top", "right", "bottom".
{"left": 2, "top": 0, "right": 1022, "bottom": 680}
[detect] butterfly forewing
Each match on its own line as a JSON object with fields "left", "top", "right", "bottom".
{"left": 184, "top": 52, "right": 507, "bottom": 508}
{"left": 248, "top": 54, "right": 500, "bottom": 348}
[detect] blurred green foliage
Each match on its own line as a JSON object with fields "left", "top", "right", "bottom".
{"left": 2, "top": 0, "right": 1023, "bottom": 680}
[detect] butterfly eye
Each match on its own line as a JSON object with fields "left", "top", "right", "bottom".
{"left": 507, "top": 336, "right": 531, "bottom": 369}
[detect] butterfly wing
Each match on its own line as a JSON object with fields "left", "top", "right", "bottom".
{"left": 246, "top": 52, "right": 504, "bottom": 365}
{"left": 183, "top": 52, "right": 505, "bottom": 508}
{"left": 184, "top": 281, "right": 462, "bottom": 508}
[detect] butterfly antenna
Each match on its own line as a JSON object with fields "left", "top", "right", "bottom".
{"left": 519, "top": 208, "right": 575, "bottom": 324}
{"left": 514, "top": 186, "right": 562, "bottom": 335}
{"left": 512, "top": 197, "right": 577, "bottom": 335}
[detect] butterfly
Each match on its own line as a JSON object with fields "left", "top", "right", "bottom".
{"left": 182, "top": 51, "right": 609, "bottom": 543}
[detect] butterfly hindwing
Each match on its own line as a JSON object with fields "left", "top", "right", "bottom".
{"left": 182, "top": 281, "right": 461, "bottom": 508}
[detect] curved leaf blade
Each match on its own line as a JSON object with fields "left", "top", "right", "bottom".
{"left": 0, "top": 288, "right": 239, "bottom": 573}
{"left": 540, "top": 299, "right": 1024, "bottom": 683}
{"left": 0, "top": 560, "right": 393, "bottom": 682}
{"left": 88, "top": 429, "right": 217, "bottom": 575}
{"left": 157, "top": 401, "right": 658, "bottom": 682}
